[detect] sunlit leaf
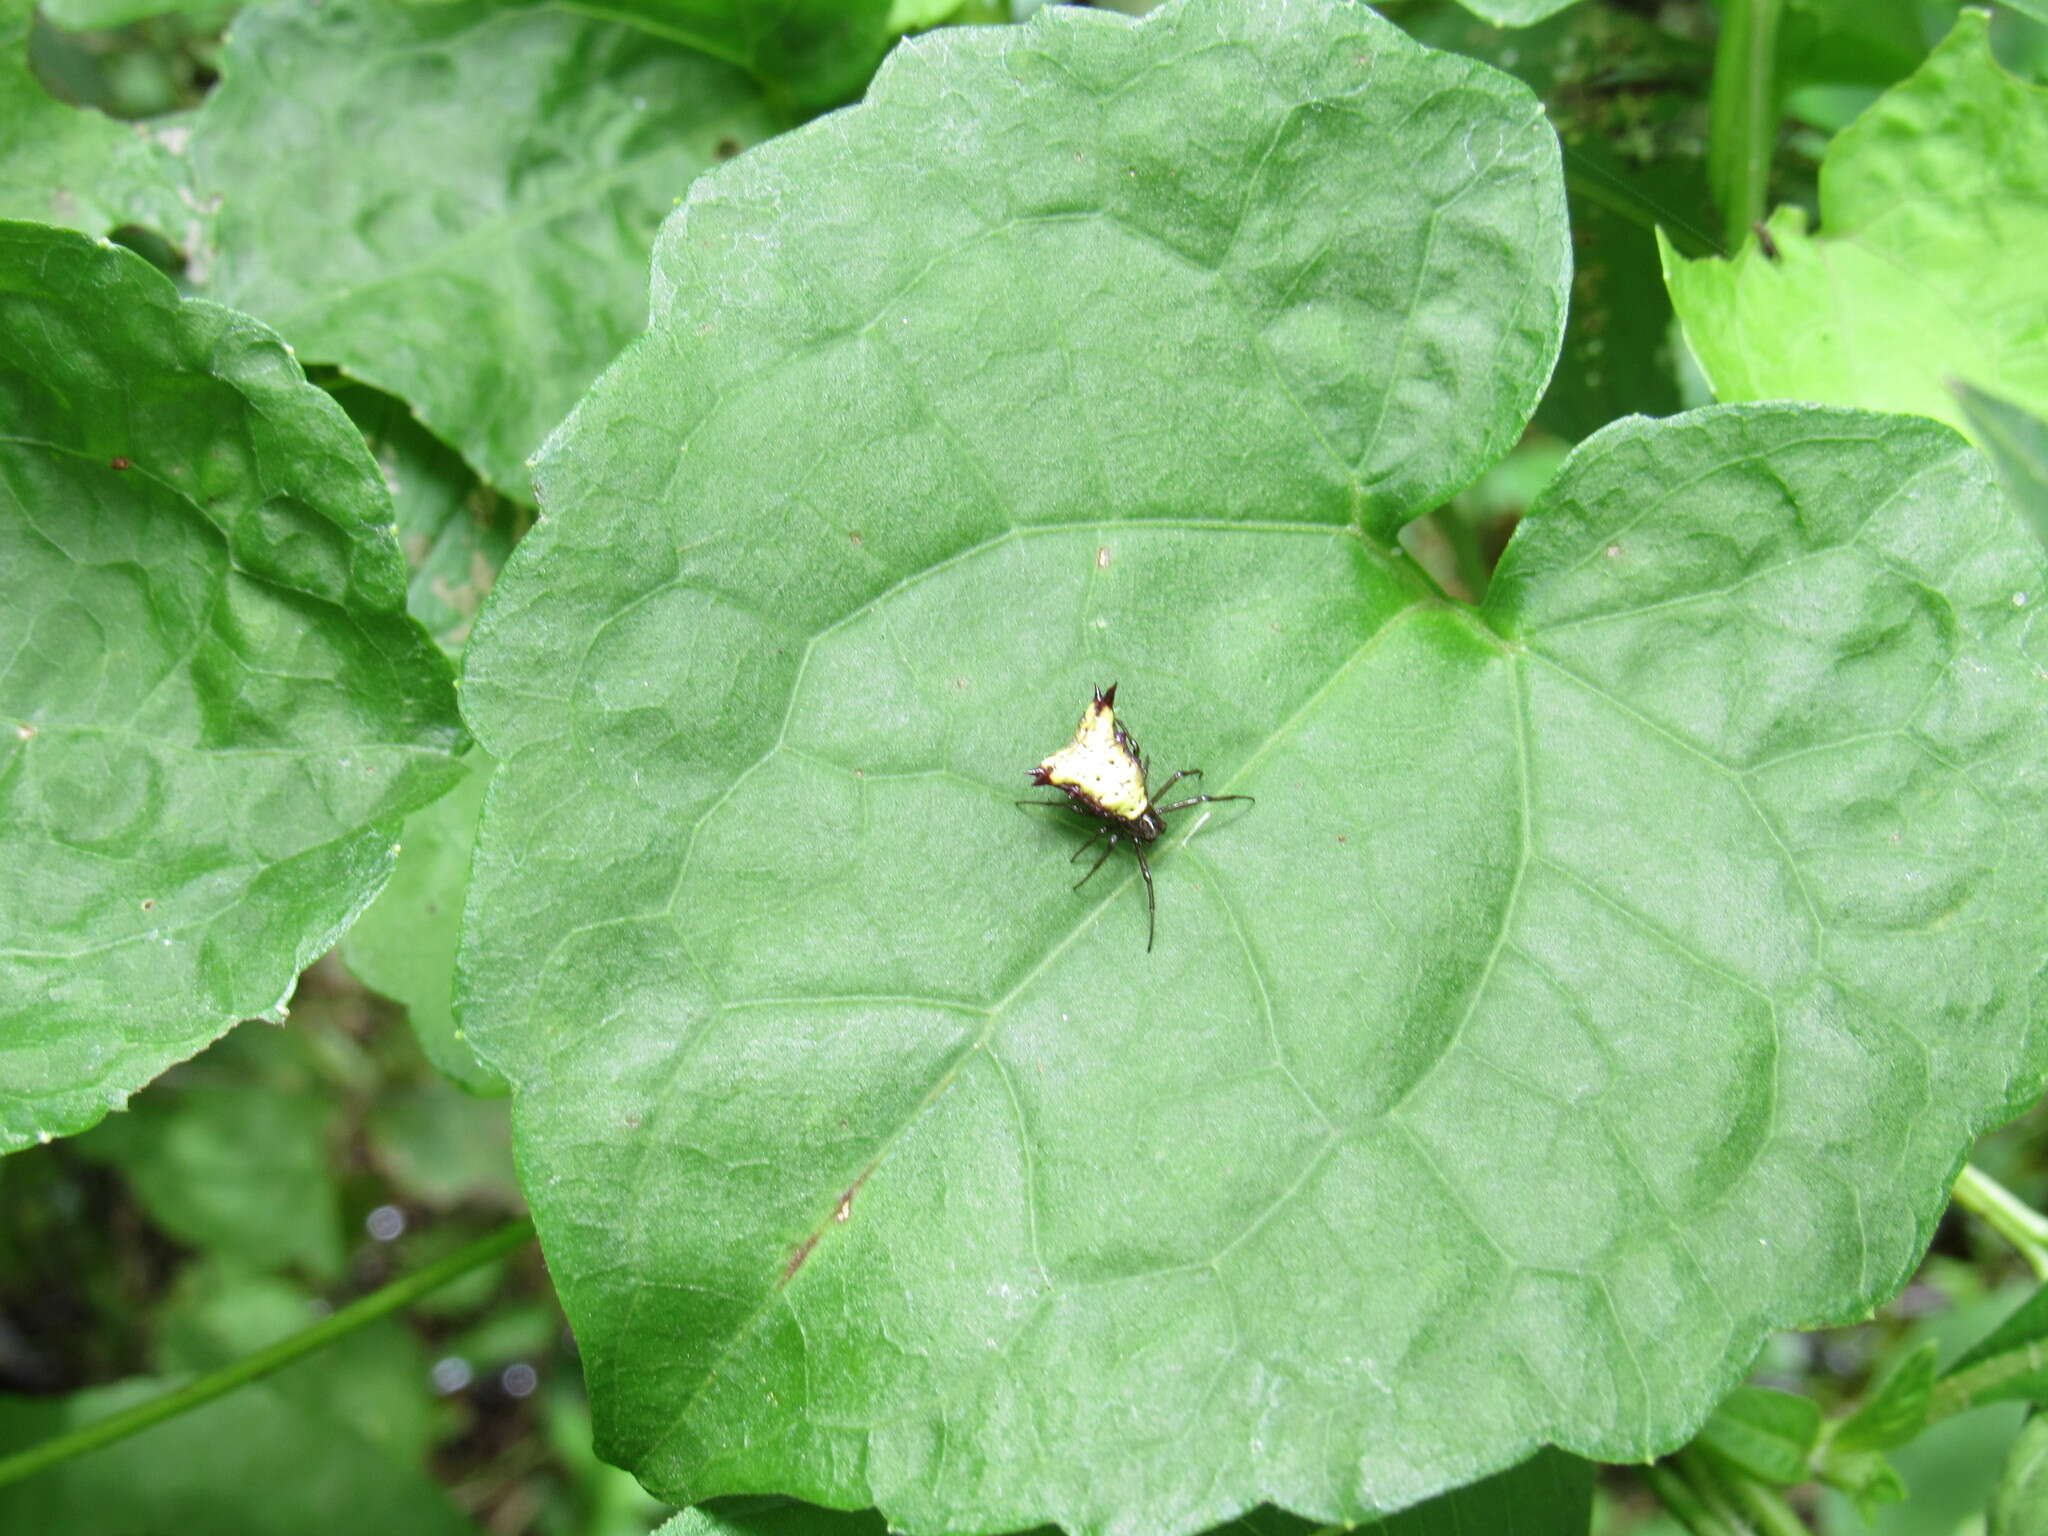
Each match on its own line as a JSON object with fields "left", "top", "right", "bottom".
{"left": 1662, "top": 11, "right": 2048, "bottom": 442}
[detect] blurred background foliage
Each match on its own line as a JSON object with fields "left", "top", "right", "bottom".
{"left": 6, "top": 0, "right": 2048, "bottom": 1532}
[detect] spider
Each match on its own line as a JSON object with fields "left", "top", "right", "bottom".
{"left": 1015, "top": 683, "right": 1252, "bottom": 951}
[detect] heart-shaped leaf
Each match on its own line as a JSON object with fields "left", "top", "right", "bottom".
{"left": 458, "top": 2, "right": 2047, "bottom": 1530}
{"left": 0, "top": 223, "right": 463, "bottom": 1154}
{"left": 189, "top": 0, "right": 779, "bottom": 496}
{"left": 1662, "top": 10, "right": 2048, "bottom": 442}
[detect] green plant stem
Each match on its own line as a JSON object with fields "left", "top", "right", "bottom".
{"left": 1646, "top": 1460, "right": 1745, "bottom": 1536}
{"left": 1676, "top": 1449, "right": 1759, "bottom": 1533}
{"left": 1952, "top": 1164, "right": 2048, "bottom": 1280}
{"left": 1722, "top": 1468, "right": 1812, "bottom": 1536}
{"left": 1707, "top": 0, "right": 1783, "bottom": 253}
{"left": 0, "top": 1215, "right": 535, "bottom": 1490}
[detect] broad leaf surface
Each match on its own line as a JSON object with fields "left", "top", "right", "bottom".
{"left": 1662, "top": 11, "right": 2048, "bottom": 442}
{"left": 659, "top": 1449, "right": 1592, "bottom": 1536}
{"left": 189, "top": 0, "right": 778, "bottom": 496}
{"left": 0, "top": 224, "right": 464, "bottom": 1154}
{"left": 0, "top": 0, "right": 190, "bottom": 236}
{"left": 459, "top": 1, "right": 2048, "bottom": 1531}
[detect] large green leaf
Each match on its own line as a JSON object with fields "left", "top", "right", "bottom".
{"left": 458, "top": 0, "right": 2047, "bottom": 1530}
{"left": 188, "top": 0, "right": 778, "bottom": 497}
{"left": 0, "top": 0, "right": 190, "bottom": 235}
{"left": 1662, "top": 10, "right": 2048, "bottom": 441}
{"left": 0, "top": 223, "right": 464, "bottom": 1154}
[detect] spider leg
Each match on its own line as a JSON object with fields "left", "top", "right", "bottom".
{"left": 1152, "top": 768, "right": 1202, "bottom": 799}
{"left": 1156, "top": 792, "right": 1254, "bottom": 814}
{"left": 1133, "top": 839, "right": 1156, "bottom": 952}
{"left": 1069, "top": 822, "right": 1109, "bottom": 863}
{"left": 1073, "top": 832, "right": 1118, "bottom": 890}
{"left": 1015, "top": 798, "right": 1074, "bottom": 809}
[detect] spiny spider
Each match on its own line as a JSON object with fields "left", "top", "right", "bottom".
{"left": 1015, "top": 683, "right": 1252, "bottom": 952}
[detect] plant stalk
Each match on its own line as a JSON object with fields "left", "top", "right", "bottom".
{"left": 1706, "top": 0, "right": 1784, "bottom": 253}
{"left": 0, "top": 1215, "right": 535, "bottom": 1490}
{"left": 1722, "top": 1468, "right": 1812, "bottom": 1536}
{"left": 1676, "top": 1449, "right": 1759, "bottom": 1533}
{"left": 1646, "top": 1460, "right": 1746, "bottom": 1536}
{"left": 1952, "top": 1164, "right": 2048, "bottom": 1280}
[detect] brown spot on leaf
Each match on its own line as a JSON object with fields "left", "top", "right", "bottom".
{"left": 781, "top": 1231, "right": 821, "bottom": 1285}
{"left": 109, "top": 457, "right": 132, "bottom": 471}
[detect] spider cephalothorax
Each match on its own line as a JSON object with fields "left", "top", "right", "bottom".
{"left": 1017, "top": 683, "right": 1251, "bottom": 951}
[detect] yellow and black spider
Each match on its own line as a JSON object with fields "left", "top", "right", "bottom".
{"left": 1016, "top": 683, "right": 1252, "bottom": 951}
